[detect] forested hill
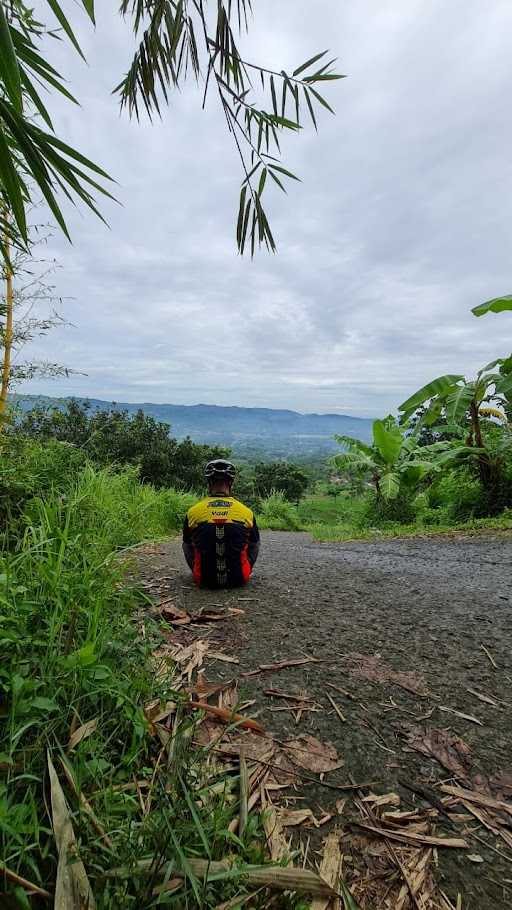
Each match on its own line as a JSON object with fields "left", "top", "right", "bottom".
{"left": 13, "top": 395, "right": 374, "bottom": 457}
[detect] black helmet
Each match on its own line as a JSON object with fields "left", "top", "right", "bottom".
{"left": 204, "top": 459, "right": 236, "bottom": 481}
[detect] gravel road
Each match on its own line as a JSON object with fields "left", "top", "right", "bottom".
{"left": 137, "top": 529, "right": 512, "bottom": 908}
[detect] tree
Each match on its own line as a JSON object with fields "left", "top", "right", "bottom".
{"left": 16, "top": 400, "right": 228, "bottom": 489}
{"left": 334, "top": 416, "right": 450, "bottom": 501}
{"left": 0, "top": 221, "right": 72, "bottom": 433}
{"left": 399, "top": 359, "right": 512, "bottom": 511}
{"left": 254, "top": 461, "right": 309, "bottom": 502}
{"left": 0, "top": 0, "right": 343, "bottom": 261}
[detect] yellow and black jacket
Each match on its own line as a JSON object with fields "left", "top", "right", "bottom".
{"left": 183, "top": 496, "right": 260, "bottom": 588}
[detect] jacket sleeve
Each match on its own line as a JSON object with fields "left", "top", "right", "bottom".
{"left": 248, "top": 515, "right": 260, "bottom": 566}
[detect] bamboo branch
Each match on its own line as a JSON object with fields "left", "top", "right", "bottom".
{"left": 0, "top": 222, "right": 14, "bottom": 432}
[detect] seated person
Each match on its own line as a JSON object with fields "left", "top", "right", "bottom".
{"left": 183, "top": 459, "right": 260, "bottom": 588}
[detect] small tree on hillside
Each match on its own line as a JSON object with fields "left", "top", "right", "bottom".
{"left": 254, "top": 461, "right": 309, "bottom": 503}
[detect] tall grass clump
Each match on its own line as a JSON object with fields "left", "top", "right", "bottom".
{"left": 257, "top": 491, "right": 304, "bottom": 531}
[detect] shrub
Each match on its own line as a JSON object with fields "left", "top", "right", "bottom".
{"left": 362, "top": 489, "right": 416, "bottom": 525}
{"left": 0, "top": 436, "right": 88, "bottom": 533}
{"left": 257, "top": 490, "right": 303, "bottom": 530}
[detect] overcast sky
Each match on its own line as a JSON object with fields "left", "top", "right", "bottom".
{"left": 19, "top": 0, "right": 512, "bottom": 417}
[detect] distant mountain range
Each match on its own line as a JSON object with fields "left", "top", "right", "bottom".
{"left": 12, "top": 395, "right": 374, "bottom": 459}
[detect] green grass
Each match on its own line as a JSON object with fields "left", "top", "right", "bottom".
{"left": 256, "top": 491, "right": 512, "bottom": 542}
{"left": 1, "top": 463, "right": 306, "bottom": 908}
{"left": 308, "top": 511, "right": 512, "bottom": 541}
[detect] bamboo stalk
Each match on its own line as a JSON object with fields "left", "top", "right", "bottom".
{"left": 0, "top": 227, "right": 14, "bottom": 432}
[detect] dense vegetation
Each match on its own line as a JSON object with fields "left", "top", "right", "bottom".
{"left": 259, "top": 304, "right": 512, "bottom": 539}
{"left": 1, "top": 308, "right": 512, "bottom": 904}
{"left": 14, "top": 400, "right": 228, "bottom": 492}
{"left": 1, "top": 435, "right": 319, "bottom": 908}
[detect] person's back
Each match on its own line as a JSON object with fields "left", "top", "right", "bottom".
{"left": 182, "top": 460, "right": 259, "bottom": 588}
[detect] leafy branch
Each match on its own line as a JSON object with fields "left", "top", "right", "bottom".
{"left": 0, "top": 0, "right": 343, "bottom": 262}
{"left": 115, "top": 0, "right": 345, "bottom": 253}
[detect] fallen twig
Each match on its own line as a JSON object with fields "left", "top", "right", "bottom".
{"left": 264, "top": 689, "right": 315, "bottom": 703}
{"left": 242, "top": 657, "right": 319, "bottom": 678}
{"left": 481, "top": 644, "right": 498, "bottom": 669}
{"left": 0, "top": 863, "right": 51, "bottom": 899}
{"left": 326, "top": 682, "right": 356, "bottom": 700}
{"left": 352, "top": 777, "right": 424, "bottom": 910}
{"left": 351, "top": 821, "right": 467, "bottom": 849}
{"left": 440, "top": 783, "right": 512, "bottom": 819}
{"left": 187, "top": 700, "right": 264, "bottom": 734}
{"left": 213, "top": 747, "right": 376, "bottom": 793}
{"left": 326, "top": 692, "right": 346, "bottom": 723}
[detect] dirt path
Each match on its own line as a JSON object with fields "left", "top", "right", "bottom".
{"left": 136, "top": 530, "right": 512, "bottom": 908}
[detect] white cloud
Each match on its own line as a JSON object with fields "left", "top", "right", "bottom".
{"left": 20, "top": 0, "right": 512, "bottom": 416}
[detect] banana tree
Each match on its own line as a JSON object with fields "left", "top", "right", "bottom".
{"left": 472, "top": 294, "right": 512, "bottom": 317}
{"left": 399, "top": 359, "right": 512, "bottom": 497}
{"left": 334, "top": 416, "right": 449, "bottom": 500}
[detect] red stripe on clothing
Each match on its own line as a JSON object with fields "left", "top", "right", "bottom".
{"left": 241, "top": 545, "right": 251, "bottom": 583}
{"left": 193, "top": 548, "right": 201, "bottom": 585}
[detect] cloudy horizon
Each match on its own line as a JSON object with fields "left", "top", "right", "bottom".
{"left": 17, "top": 1, "right": 512, "bottom": 418}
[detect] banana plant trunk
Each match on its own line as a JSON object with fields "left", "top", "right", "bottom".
{"left": 469, "top": 399, "right": 494, "bottom": 492}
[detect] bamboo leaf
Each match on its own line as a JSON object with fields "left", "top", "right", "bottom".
{"left": 268, "top": 163, "right": 300, "bottom": 181}
{"left": 308, "top": 86, "right": 335, "bottom": 114}
{"left": 303, "top": 73, "right": 344, "bottom": 82}
{"left": 41, "top": 132, "right": 113, "bottom": 181}
{"left": 303, "top": 86, "right": 317, "bottom": 130}
{"left": 45, "top": 0, "right": 85, "bottom": 60}
{"left": 239, "top": 197, "right": 251, "bottom": 254}
{"left": 267, "top": 168, "right": 286, "bottom": 192}
{"left": 293, "top": 50, "right": 328, "bottom": 78}
{"left": 0, "top": 129, "right": 27, "bottom": 241}
{"left": 0, "top": 6, "right": 22, "bottom": 111}
{"left": 268, "top": 115, "right": 300, "bottom": 131}
{"left": 270, "top": 75, "right": 277, "bottom": 116}
{"left": 81, "top": 0, "right": 96, "bottom": 23}
{"left": 19, "top": 70, "right": 54, "bottom": 129}
{"left": 236, "top": 185, "right": 247, "bottom": 248}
